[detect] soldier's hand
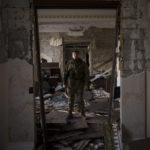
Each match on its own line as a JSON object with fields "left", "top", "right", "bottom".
{"left": 63, "top": 84, "right": 66, "bottom": 88}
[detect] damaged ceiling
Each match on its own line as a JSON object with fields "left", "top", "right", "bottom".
{"left": 38, "top": 9, "right": 116, "bottom": 33}
{"left": 38, "top": 9, "right": 116, "bottom": 74}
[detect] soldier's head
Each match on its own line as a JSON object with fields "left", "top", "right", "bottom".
{"left": 72, "top": 50, "right": 79, "bottom": 59}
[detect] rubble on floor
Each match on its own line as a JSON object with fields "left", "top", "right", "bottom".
{"left": 35, "top": 76, "right": 120, "bottom": 149}
{"left": 43, "top": 110, "right": 106, "bottom": 149}
{"left": 92, "top": 88, "right": 110, "bottom": 99}
{"left": 35, "top": 93, "right": 108, "bottom": 149}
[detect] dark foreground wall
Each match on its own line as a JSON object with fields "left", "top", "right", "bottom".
{"left": 0, "top": 0, "right": 34, "bottom": 149}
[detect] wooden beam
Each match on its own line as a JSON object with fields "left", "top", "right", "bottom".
{"left": 108, "top": 5, "right": 120, "bottom": 123}
{"left": 33, "top": 0, "right": 120, "bottom": 9}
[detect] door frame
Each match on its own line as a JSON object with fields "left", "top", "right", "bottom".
{"left": 32, "top": 0, "right": 121, "bottom": 148}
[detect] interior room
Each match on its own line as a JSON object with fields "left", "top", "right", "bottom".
{"left": 33, "top": 8, "right": 120, "bottom": 149}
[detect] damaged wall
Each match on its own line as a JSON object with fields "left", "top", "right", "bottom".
{"left": 121, "top": 0, "right": 150, "bottom": 140}
{"left": 0, "top": 0, "right": 34, "bottom": 149}
{"left": 39, "top": 32, "right": 62, "bottom": 63}
{"left": 39, "top": 27, "right": 115, "bottom": 75}
{"left": 84, "top": 27, "right": 115, "bottom": 74}
{"left": 7, "top": 0, "right": 34, "bottom": 143}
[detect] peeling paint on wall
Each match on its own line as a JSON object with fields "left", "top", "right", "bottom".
{"left": 0, "top": 1, "right": 31, "bottom": 64}
{"left": 122, "top": 0, "right": 150, "bottom": 77}
{"left": 40, "top": 27, "right": 115, "bottom": 74}
{"left": 8, "top": 29, "right": 31, "bottom": 62}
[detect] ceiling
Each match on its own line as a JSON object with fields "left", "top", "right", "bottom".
{"left": 38, "top": 9, "right": 116, "bottom": 34}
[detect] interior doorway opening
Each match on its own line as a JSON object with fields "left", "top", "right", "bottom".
{"left": 32, "top": 3, "right": 121, "bottom": 149}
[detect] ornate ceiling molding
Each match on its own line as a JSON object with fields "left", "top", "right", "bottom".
{"left": 38, "top": 15, "right": 115, "bottom": 19}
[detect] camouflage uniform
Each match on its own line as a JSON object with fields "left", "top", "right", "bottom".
{"left": 64, "top": 58, "right": 89, "bottom": 118}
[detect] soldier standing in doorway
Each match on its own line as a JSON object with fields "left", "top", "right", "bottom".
{"left": 63, "top": 50, "right": 89, "bottom": 119}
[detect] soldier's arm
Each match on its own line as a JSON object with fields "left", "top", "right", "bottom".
{"left": 84, "top": 63, "right": 89, "bottom": 86}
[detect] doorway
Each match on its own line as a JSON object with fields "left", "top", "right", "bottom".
{"left": 32, "top": 1, "right": 121, "bottom": 149}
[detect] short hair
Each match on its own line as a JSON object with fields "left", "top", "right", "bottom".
{"left": 72, "top": 50, "right": 79, "bottom": 54}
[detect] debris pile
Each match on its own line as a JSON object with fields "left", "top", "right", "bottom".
{"left": 92, "top": 88, "right": 110, "bottom": 99}
{"left": 35, "top": 71, "right": 117, "bottom": 149}
{"left": 39, "top": 110, "right": 106, "bottom": 150}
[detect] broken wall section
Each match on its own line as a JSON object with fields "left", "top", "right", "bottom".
{"left": 121, "top": 0, "right": 150, "bottom": 140}
{"left": 84, "top": 27, "right": 115, "bottom": 74}
{"left": 40, "top": 32, "right": 62, "bottom": 63}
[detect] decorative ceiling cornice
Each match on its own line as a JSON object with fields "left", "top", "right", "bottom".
{"left": 39, "top": 15, "right": 115, "bottom": 19}
{"left": 33, "top": 0, "right": 120, "bottom": 8}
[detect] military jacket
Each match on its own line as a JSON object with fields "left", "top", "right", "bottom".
{"left": 64, "top": 58, "right": 89, "bottom": 89}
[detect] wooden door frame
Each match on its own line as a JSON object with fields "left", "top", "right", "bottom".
{"left": 33, "top": 0, "right": 120, "bottom": 9}
{"left": 32, "top": 0, "right": 121, "bottom": 149}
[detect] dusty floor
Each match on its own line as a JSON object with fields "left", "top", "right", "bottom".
{"left": 35, "top": 85, "right": 120, "bottom": 150}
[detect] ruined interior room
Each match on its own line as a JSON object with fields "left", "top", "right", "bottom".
{"left": 32, "top": 8, "right": 121, "bottom": 149}
{"left": 1, "top": 0, "right": 150, "bottom": 150}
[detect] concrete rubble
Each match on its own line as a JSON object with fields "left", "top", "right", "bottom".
{"left": 92, "top": 88, "right": 110, "bottom": 99}
{"left": 90, "top": 68, "right": 112, "bottom": 82}
{"left": 43, "top": 110, "right": 106, "bottom": 150}
{"left": 34, "top": 65, "right": 122, "bottom": 150}
{"left": 35, "top": 74, "right": 115, "bottom": 149}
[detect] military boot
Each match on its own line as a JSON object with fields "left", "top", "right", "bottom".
{"left": 67, "top": 109, "right": 73, "bottom": 120}
{"left": 81, "top": 110, "right": 86, "bottom": 118}
{"left": 67, "top": 114, "right": 73, "bottom": 120}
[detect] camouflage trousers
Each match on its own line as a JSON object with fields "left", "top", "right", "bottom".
{"left": 67, "top": 86, "right": 85, "bottom": 117}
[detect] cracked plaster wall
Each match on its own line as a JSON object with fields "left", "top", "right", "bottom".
{"left": 40, "top": 33, "right": 62, "bottom": 63}
{"left": 39, "top": 27, "right": 115, "bottom": 75}
{"left": 0, "top": 0, "right": 34, "bottom": 149}
{"left": 121, "top": 0, "right": 150, "bottom": 140}
{"left": 84, "top": 27, "right": 115, "bottom": 74}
